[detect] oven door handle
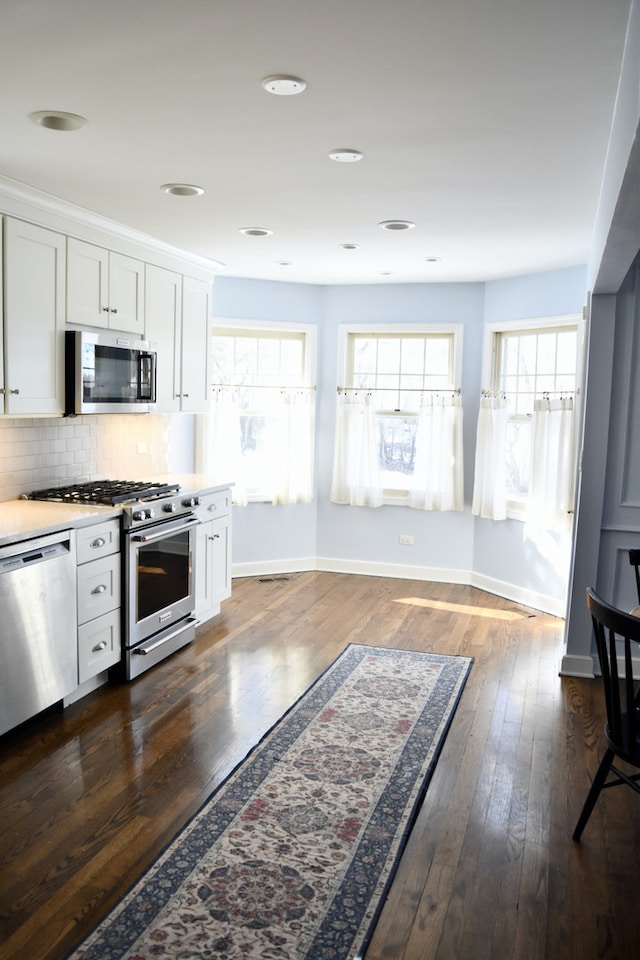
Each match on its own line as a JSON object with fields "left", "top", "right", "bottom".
{"left": 134, "top": 617, "right": 199, "bottom": 655}
{"left": 130, "top": 516, "right": 201, "bottom": 543}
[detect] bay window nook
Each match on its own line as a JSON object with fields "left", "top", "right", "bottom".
{"left": 210, "top": 271, "right": 586, "bottom": 621}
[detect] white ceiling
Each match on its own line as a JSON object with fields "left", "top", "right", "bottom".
{"left": 0, "top": 0, "right": 632, "bottom": 285}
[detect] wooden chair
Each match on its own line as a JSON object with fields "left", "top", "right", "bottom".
{"left": 573, "top": 587, "right": 640, "bottom": 841}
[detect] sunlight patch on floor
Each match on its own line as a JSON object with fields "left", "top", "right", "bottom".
{"left": 394, "top": 597, "right": 529, "bottom": 621}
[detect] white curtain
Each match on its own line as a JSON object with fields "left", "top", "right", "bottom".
{"left": 267, "top": 389, "right": 314, "bottom": 505}
{"left": 409, "top": 393, "right": 464, "bottom": 511}
{"left": 527, "top": 396, "right": 574, "bottom": 531}
{"left": 330, "top": 391, "right": 383, "bottom": 507}
{"left": 197, "top": 388, "right": 314, "bottom": 507}
{"left": 471, "top": 394, "right": 508, "bottom": 520}
{"left": 196, "top": 388, "right": 248, "bottom": 506}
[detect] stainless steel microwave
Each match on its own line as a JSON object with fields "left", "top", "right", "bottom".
{"left": 65, "top": 330, "right": 157, "bottom": 415}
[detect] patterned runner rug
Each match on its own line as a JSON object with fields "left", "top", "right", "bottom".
{"left": 67, "top": 643, "right": 472, "bottom": 960}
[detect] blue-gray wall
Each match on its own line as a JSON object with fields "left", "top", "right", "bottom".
{"left": 211, "top": 267, "right": 586, "bottom": 614}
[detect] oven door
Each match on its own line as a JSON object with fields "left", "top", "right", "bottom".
{"left": 125, "top": 515, "right": 200, "bottom": 678}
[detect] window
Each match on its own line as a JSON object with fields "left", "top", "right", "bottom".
{"left": 334, "top": 325, "right": 463, "bottom": 506}
{"left": 480, "top": 315, "right": 581, "bottom": 520}
{"left": 347, "top": 331, "right": 455, "bottom": 491}
{"left": 204, "top": 320, "right": 316, "bottom": 504}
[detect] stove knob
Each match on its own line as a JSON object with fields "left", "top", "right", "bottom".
{"left": 132, "top": 509, "right": 145, "bottom": 522}
{"left": 182, "top": 496, "right": 199, "bottom": 507}
{"left": 163, "top": 502, "right": 176, "bottom": 513}
{"left": 145, "top": 507, "right": 156, "bottom": 519}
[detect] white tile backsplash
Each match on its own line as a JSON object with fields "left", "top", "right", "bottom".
{"left": 0, "top": 414, "right": 179, "bottom": 501}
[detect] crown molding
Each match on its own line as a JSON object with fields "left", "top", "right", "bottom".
{"left": 0, "top": 173, "right": 224, "bottom": 275}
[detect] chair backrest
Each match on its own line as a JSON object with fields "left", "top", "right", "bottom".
{"left": 628, "top": 549, "right": 640, "bottom": 607}
{"left": 586, "top": 587, "right": 640, "bottom": 764}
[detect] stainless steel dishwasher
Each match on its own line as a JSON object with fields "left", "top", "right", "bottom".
{"left": 0, "top": 529, "right": 77, "bottom": 737}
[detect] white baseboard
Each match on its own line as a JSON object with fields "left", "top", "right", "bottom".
{"left": 233, "top": 557, "right": 317, "bottom": 579}
{"left": 231, "top": 557, "right": 566, "bottom": 617}
{"left": 469, "top": 572, "right": 567, "bottom": 618}
{"left": 559, "top": 653, "right": 595, "bottom": 678}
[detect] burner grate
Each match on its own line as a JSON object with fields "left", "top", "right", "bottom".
{"left": 28, "top": 479, "right": 180, "bottom": 506}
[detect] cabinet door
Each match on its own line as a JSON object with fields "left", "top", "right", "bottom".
{"left": 180, "top": 276, "right": 211, "bottom": 412}
{"left": 194, "top": 514, "right": 231, "bottom": 622}
{"left": 3, "top": 218, "right": 65, "bottom": 415}
{"left": 209, "top": 514, "right": 231, "bottom": 605}
{"left": 78, "top": 610, "right": 121, "bottom": 684}
{"left": 145, "top": 264, "right": 182, "bottom": 412}
{"left": 66, "top": 238, "right": 110, "bottom": 328}
{"left": 77, "top": 553, "right": 121, "bottom": 625}
{"left": 195, "top": 518, "right": 215, "bottom": 621}
{"left": 109, "top": 252, "right": 144, "bottom": 335}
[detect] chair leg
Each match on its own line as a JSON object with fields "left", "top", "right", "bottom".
{"left": 573, "top": 748, "right": 615, "bottom": 842}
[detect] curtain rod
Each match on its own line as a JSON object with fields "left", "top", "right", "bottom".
{"left": 211, "top": 383, "right": 316, "bottom": 390}
{"left": 481, "top": 388, "right": 577, "bottom": 397}
{"left": 337, "top": 386, "right": 461, "bottom": 394}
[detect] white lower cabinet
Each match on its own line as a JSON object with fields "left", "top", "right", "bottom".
{"left": 76, "top": 519, "right": 121, "bottom": 683}
{"left": 195, "top": 488, "right": 232, "bottom": 623}
{"left": 78, "top": 609, "right": 120, "bottom": 685}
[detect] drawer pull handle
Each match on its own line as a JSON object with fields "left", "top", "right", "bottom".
{"left": 91, "top": 584, "right": 107, "bottom": 594}
{"left": 208, "top": 504, "right": 217, "bottom": 512}
{"left": 92, "top": 640, "right": 108, "bottom": 652}
{"left": 209, "top": 534, "right": 220, "bottom": 540}
{"left": 90, "top": 537, "right": 106, "bottom": 548}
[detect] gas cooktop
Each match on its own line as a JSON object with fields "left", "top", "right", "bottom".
{"left": 27, "top": 479, "right": 181, "bottom": 506}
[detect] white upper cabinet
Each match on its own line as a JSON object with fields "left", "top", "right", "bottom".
{"left": 2, "top": 218, "right": 65, "bottom": 416}
{"left": 180, "top": 275, "right": 211, "bottom": 413}
{"left": 144, "top": 264, "right": 182, "bottom": 412}
{"left": 145, "top": 268, "right": 211, "bottom": 412}
{"left": 67, "top": 238, "right": 144, "bottom": 336}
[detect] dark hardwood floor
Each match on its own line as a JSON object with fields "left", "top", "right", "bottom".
{"left": 1, "top": 572, "right": 638, "bottom": 960}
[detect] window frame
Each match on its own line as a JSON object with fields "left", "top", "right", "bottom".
{"left": 337, "top": 323, "right": 464, "bottom": 504}
{"left": 481, "top": 312, "right": 584, "bottom": 520}
{"left": 211, "top": 317, "right": 317, "bottom": 502}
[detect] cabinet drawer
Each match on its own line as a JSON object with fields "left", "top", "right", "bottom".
{"left": 77, "top": 553, "right": 120, "bottom": 624}
{"left": 77, "top": 520, "right": 120, "bottom": 564}
{"left": 78, "top": 609, "right": 121, "bottom": 683}
{"left": 197, "top": 489, "right": 231, "bottom": 520}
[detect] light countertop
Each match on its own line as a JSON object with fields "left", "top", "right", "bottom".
{"left": 0, "top": 476, "right": 232, "bottom": 549}
{"left": 0, "top": 500, "right": 121, "bottom": 549}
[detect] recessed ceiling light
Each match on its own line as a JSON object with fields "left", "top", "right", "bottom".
{"left": 423, "top": 256, "right": 442, "bottom": 263}
{"left": 160, "top": 183, "right": 204, "bottom": 197}
{"left": 340, "top": 243, "right": 360, "bottom": 250}
{"left": 262, "top": 75, "right": 307, "bottom": 95}
{"left": 379, "top": 220, "right": 416, "bottom": 231}
{"left": 329, "top": 149, "right": 364, "bottom": 163}
{"left": 275, "top": 260, "right": 292, "bottom": 266}
{"left": 239, "top": 227, "right": 273, "bottom": 237}
{"left": 29, "top": 110, "right": 88, "bottom": 131}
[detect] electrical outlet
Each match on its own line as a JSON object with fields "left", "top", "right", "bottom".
{"left": 399, "top": 534, "right": 414, "bottom": 545}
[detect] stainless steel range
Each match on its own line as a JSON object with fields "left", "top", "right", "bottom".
{"left": 28, "top": 479, "right": 201, "bottom": 680}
